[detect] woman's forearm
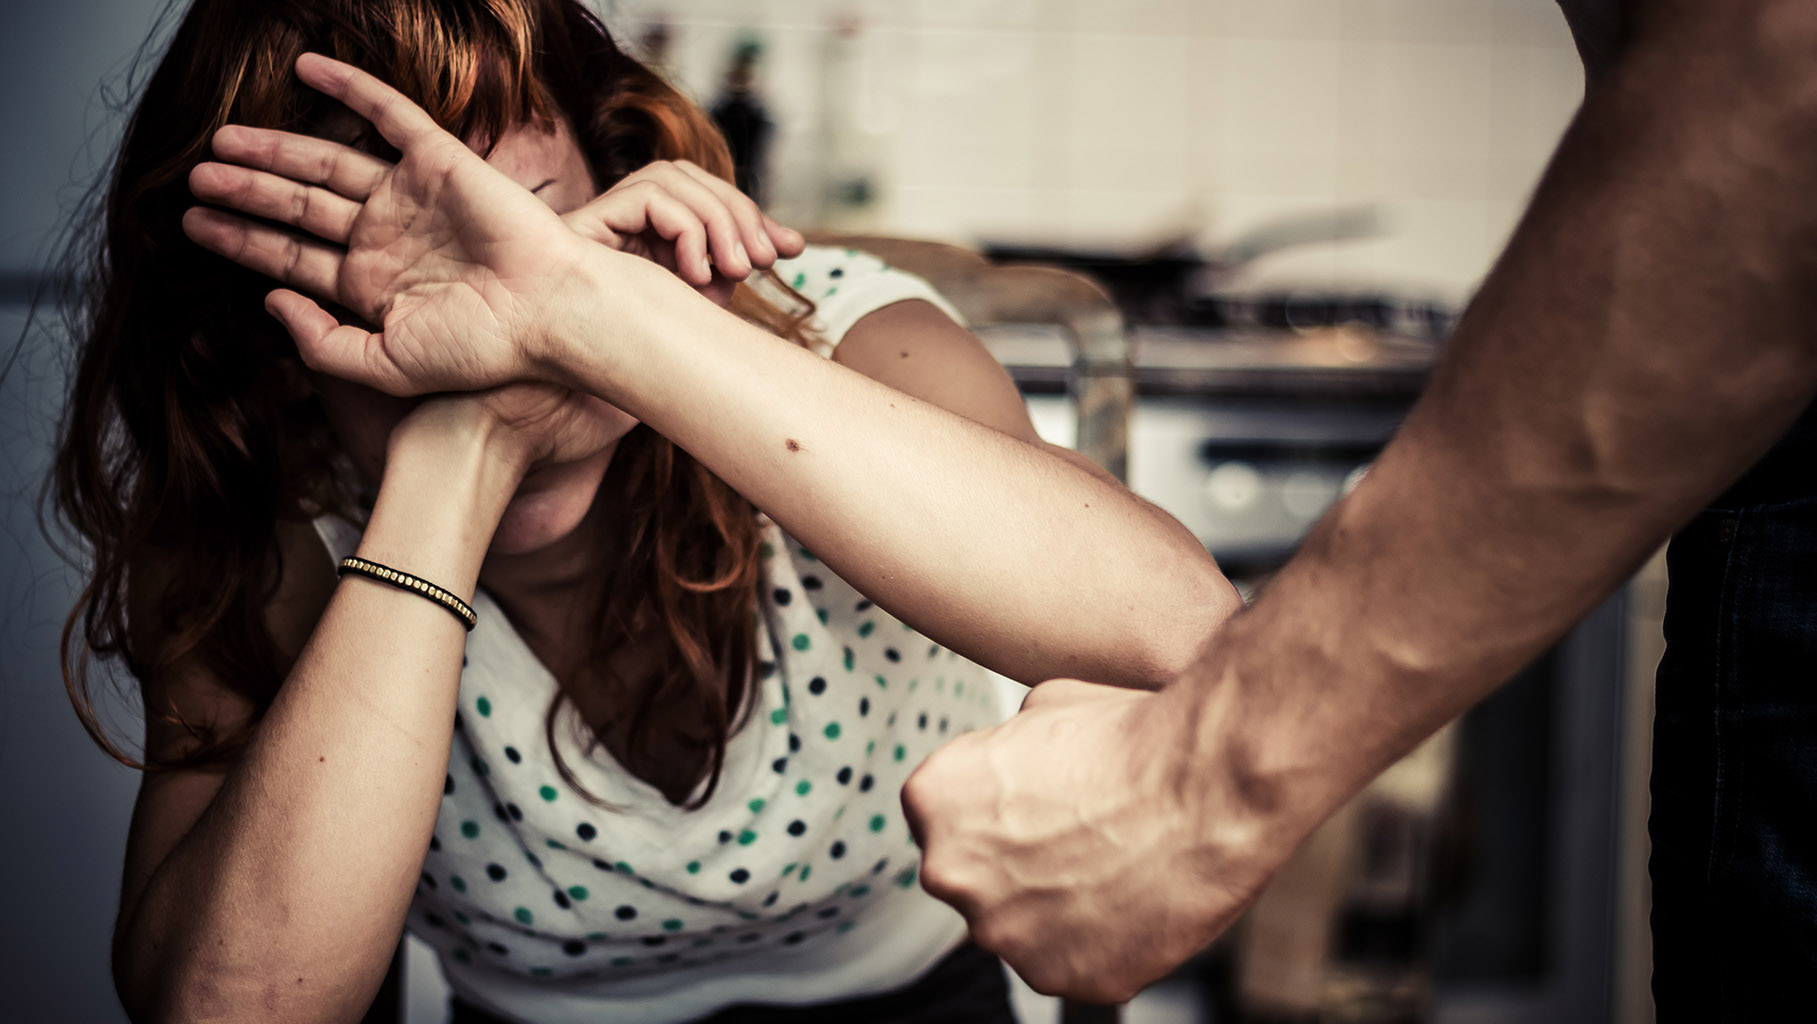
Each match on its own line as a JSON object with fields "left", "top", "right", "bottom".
{"left": 542, "top": 255, "right": 1239, "bottom": 689}
{"left": 117, "top": 413, "right": 518, "bottom": 1024}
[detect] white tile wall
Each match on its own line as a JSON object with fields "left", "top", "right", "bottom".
{"left": 607, "top": 0, "right": 1583, "bottom": 302}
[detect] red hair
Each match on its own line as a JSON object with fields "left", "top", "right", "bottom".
{"left": 55, "top": 0, "right": 812, "bottom": 808}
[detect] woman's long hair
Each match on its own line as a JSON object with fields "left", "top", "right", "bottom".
{"left": 55, "top": 0, "right": 810, "bottom": 808}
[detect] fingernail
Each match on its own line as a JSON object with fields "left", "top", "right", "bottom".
{"left": 735, "top": 241, "right": 750, "bottom": 271}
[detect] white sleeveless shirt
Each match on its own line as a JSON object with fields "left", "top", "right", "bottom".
{"left": 313, "top": 248, "right": 1010, "bottom": 1024}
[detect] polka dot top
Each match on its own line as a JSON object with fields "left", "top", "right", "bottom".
{"left": 311, "top": 247, "right": 1008, "bottom": 1024}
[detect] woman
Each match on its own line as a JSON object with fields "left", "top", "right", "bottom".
{"left": 55, "top": 1, "right": 1240, "bottom": 1021}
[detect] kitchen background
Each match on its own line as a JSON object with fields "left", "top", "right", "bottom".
{"left": 0, "top": 2, "right": 1653, "bottom": 1023}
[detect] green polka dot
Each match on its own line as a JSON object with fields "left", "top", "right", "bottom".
{"left": 686, "top": 861, "right": 701, "bottom": 875}
{"left": 955, "top": 681, "right": 965, "bottom": 696}
{"left": 869, "top": 814, "right": 887, "bottom": 833}
{"left": 452, "top": 947, "right": 472, "bottom": 964}
{"left": 514, "top": 907, "right": 534, "bottom": 925}
{"left": 662, "top": 918, "right": 684, "bottom": 931}
{"left": 865, "top": 740, "right": 876, "bottom": 756}
{"left": 470, "top": 757, "right": 489, "bottom": 776}
{"left": 453, "top": 910, "right": 471, "bottom": 925}
{"left": 843, "top": 649, "right": 855, "bottom": 671}
{"left": 875, "top": 675, "right": 888, "bottom": 688}
{"left": 823, "top": 722, "right": 842, "bottom": 740}
{"left": 800, "top": 548, "right": 818, "bottom": 562}
{"left": 849, "top": 884, "right": 871, "bottom": 898}
{"left": 782, "top": 863, "right": 797, "bottom": 877}
{"left": 738, "top": 911, "right": 759, "bottom": 921}
{"left": 770, "top": 707, "right": 787, "bottom": 725}
{"left": 539, "top": 785, "right": 558, "bottom": 802}
{"left": 748, "top": 798, "right": 766, "bottom": 813}
{"left": 546, "top": 839, "right": 566, "bottom": 850}
{"left": 460, "top": 821, "right": 480, "bottom": 839}
{"left": 760, "top": 541, "right": 776, "bottom": 559}
{"left": 909, "top": 678, "right": 919, "bottom": 691}
{"left": 896, "top": 866, "right": 919, "bottom": 889}
{"left": 475, "top": 696, "right": 491, "bottom": 717}
{"left": 893, "top": 744, "right": 907, "bottom": 762}
{"left": 858, "top": 621, "right": 875, "bottom": 638}
{"left": 693, "top": 937, "right": 714, "bottom": 948}
{"left": 567, "top": 886, "right": 589, "bottom": 901}
{"left": 450, "top": 876, "right": 467, "bottom": 893}
{"left": 800, "top": 865, "right": 813, "bottom": 882}
{"left": 526, "top": 852, "right": 542, "bottom": 868}
{"left": 834, "top": 806, "right": 846, "bottom": 821}
{"left": 587, "top": 932, "right": 609, "bottom": 941}
{"left": 837, "top": 919, "right": 857, "bottom": 934}
{"left": 616, "top": 861, "right": 634, "bottom": 875}
{"left": 738, "top": 829, "right": 757, "bottom": 846}
{"left": 791, "top": 272, "right": 807, "bottom": 288}
{"left": 795, "top": 779, "right": 812, "bottom": 796}
{"left": 825, "top": 286, "right": 839, "bottom": 298}
{"left": 792, "top": 634, "right": 811, "bottom": 652}
{"left": 611, "top": 956, "right": 633, "bottom": 967}
{"left": 817, "top": 608, "right": 829, "bottom": 624}
{"left": 531, "top": 966, "right": 553, "bottom": 977}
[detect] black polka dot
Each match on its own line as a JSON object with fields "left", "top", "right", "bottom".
{"left": 657, "top": 952, "right": 681, "bottom": 964}
{"left": 641, "top": 936, "right": 667, "bottom": 947}
{"left": 553, "top": 889, "right": 571, "bottom": 909}
{"left": 855, "top": 599, "right": 872, "bottom": 612}
{"left": 762, "top": 891, "right": 780, "bottom": 907}
{"left": 577, "top": 822, "right": 597, "bottom": 841}
{"left": 927, "top": 644, "right": 939, "bottom": 658}
{"left": 718, "top": 831, "right": 734, "bottom": 845}
{"left": 859, "top": 697, "right": 870, "bottom": 717}
{"left": 859, "top": 774, "right": 874, "bottom": 792}
{"left": 486, "top": 863, "right": 507, "bottom": 882}
{"left": 772, "top": 588, "right": 792, "bottom": 606}
{"left": 461, "top": 655, "right": 468, "bottom": 667}
{"left": 487, "top": 942, "right": 509, "bottom": 956}
{"left": 817, "top": 907, "right": 840, "bottom": 919}
{"left": 527, "top": 853, "right": 541, "bottom": 869}
{"left": 772, "top": 757, "right": 789, "bottom": 774}
{"left": 787, "top": 820, "right": 807, "bottom": 837}
{"left": 730, "top": 868, "right": 750, "bottom": 884}
{"left": 917, "top": 713, "right": 928, "bottom": 730}
{"left": 420, "top": 872, "right": 437, "bottom": 889}
{"left": 444, "top": 774, "right": 455, "bottom": 795}
{"left": 885, "top": 648, "right": 901, "bottom": 662}
{"left": 789, "top": 733, "right": 801, "bottom": 753}
{"left": 803, "top": 575, "right": 823, "bottom": 590}
{"left": 829, "top": 267, "right": 845, "bottom": 278}
{"left": 830, "top": 841, "right": 847, "bottom": 859}
{"left": 873, "top": 858, "right": 890, "bottom": 875}
{"left": 424, "top": 912, "right": 446, "bottom": 930}
{"left": 739, "top": 932, "right": 762, "bottom": 943}
{"left": 453, "top": 712, "right": 465, "bottom": 731}
{"left": 429, "top": 835, "right": 442, "bottom": 852}
{"left": 562, "top": 940, "right": 587, "bottom": 957}
{"left": 836, "top": 766, "right": 853, "bottom": 785}
{"left": 494, "top": 803, "right": 510, "bottom": 822}
{"left": 759, "top": 661, "right": 777, "bottom": 679}
{"left": 807, "top": 676, "right": 827, "bottom": 695}
{"left": 507, "top": 803, "right": 524, "bottom": 821}
{"left": 783, "top": 931, "right": 806, "bottom": 945}
{"left": 503, "top": 746, "right": 521, "bottom": 764}
{"left": 615, "top": 905, "right": 638, "bottom": 921}
{"left": 595, "top": 858, "right": 614, "bottom": 871}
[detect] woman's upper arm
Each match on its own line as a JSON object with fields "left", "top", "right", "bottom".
{"left": 830, "top": 298, "right": 1123, "bottom": 482}
{"left": 114, "top": 520, "right": 335, "bottom": 957}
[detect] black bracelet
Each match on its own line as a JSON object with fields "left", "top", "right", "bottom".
{"left": 336, "top": 556, "right": 477, "bottom": 631}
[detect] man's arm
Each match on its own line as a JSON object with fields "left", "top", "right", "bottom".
{"left": 904, "top": 0, "right": 1817, "bottom": 1000}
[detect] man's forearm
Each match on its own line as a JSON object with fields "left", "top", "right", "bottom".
{"left": 1184, "top": 0, "right": 1817, "bottom": 836}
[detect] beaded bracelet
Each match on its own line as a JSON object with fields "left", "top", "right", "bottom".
{"left": 336, "top": 556, "right": 477, "bottom": 631}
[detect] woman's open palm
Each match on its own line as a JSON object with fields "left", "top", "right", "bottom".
{"left": 183, "top": 53, "right": 587, "bottom": 396}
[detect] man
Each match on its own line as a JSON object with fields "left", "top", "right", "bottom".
{"left": 903, "top": 2, "right": 1817, "bottom": 1018}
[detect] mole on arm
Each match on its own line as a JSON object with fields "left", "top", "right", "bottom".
{"left": 785, "top": 438, "right": 803, "bottom": 453}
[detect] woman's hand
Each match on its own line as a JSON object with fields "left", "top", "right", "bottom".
{"left": 562, "top": 160, "right": 803, "bottom": 307}
{"left": 182, "top": 53, "right": 799, "bottom": 396}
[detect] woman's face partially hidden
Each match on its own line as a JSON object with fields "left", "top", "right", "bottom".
{"left": 311, "top": 114, "right": 637, "bottom": 556}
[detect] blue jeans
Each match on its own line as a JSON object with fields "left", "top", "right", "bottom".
{"left": 1651, "top": 404, "right": 1817, "bottom": 1021}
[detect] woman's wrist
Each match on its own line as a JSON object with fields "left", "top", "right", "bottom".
{"left": 368, "top": 403, "right": 526, "bottom": 594}
{"left": 528, "top": 242, "right": 689, "bottom": 400}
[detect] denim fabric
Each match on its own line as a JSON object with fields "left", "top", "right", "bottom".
{"left": 1651, "top": 403, "right": 1817, "bottom": 1022}
{"left": 447, "top": 942, "right": 1017, "bottom": 1024}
